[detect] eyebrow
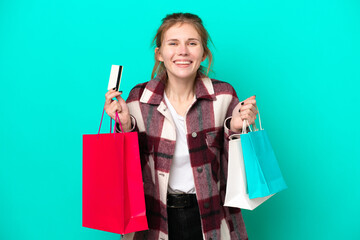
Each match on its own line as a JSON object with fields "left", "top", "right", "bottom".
{"left": 166, "top": 38, "right": 200, "bottom": 42}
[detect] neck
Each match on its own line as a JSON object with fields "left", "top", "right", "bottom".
{"left": 165, "top": 74, "right": 196, "bottom": 102}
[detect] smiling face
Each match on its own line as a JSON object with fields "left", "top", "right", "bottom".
{"left": 156, "top": 23, "right": 207, "bottom": 82}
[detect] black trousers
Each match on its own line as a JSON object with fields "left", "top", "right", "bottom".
{"left": 167, "top": 198, "right": 203, "bottom": 240}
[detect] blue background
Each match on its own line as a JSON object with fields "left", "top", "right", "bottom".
{"left": 1, "top": 0, "right": 359, "bottom": 239}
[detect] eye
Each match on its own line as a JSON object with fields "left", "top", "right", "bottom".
{"left": 189, "top": 42, "right": 197, "bottom": 46}
{"left": 168, "top": 42, "right": 177, "bottom": 46}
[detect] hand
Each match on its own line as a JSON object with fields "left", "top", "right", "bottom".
{"left": 104, "top": 89, "right": 132, "bottom": 132}
{"left": 230, "top": 95, "right": 258, "bottom": 132}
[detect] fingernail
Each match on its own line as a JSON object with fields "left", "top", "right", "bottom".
{"left": 241, "top": 102, "right": 244, "bottom": 105}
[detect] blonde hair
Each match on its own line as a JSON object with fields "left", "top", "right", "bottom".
{"left": 151, "top": 13, "right": 213, "bottom": 79}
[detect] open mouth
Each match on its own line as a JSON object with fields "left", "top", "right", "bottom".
{"left": 173, "top": 60, "right": 193, "bottom": 66}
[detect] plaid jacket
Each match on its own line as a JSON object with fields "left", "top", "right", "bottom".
{"left": 123, "top": 72, "right": 248, "bottom": 240}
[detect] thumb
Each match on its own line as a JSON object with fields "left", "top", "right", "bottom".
{"left": 115, "top": 92, "right": 125, "bottom": 103}
{"left": 116, "top": 93, "right": 129, "bottom": 113}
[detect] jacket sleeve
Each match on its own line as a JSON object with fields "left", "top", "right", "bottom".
{"left": 115, "top": 115, "right": 137, "bottom": 133}
{"left": 223, "top": 85, "right": 240, "bottom": 140}
{"left": 115, "top": 83, "right": 146, "bottom": 133}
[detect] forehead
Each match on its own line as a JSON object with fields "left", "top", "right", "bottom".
{"left": 163, "top": 23, "right": 201, "bottom": 40}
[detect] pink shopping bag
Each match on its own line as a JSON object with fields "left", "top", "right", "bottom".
{"left": 82, "top": 111, "right": 148, "bottom": 234}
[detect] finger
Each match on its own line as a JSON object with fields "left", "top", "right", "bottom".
{"left": 105, "top": 93, "right": 119, "bottom": 104}
{"left": 244, "top": 95, "right": 256, "bottom": 101}
{"left": 241, "top": 99, "right": 256, "bottom": 106}
{"left": 240, "top": 111, "right": 256, "bottom": 122}
{"left": 110, "top": 100, "right": 121, "bottom": 111}
{"left": 239, "top": 104, "right": 252, "bottom": 111}
{"left": 241, "top": 114, "right": 255, "bottom": 126}
{"left": 116, "top": 95, "right": 129, "bottom": 113}
{"left": 247, "top": 105, "right": 257, "bottom": 116}
{"left": 252, "top": 105, "right": 258, "bottom": 115}
{"left": 239, "top": 103, "right": 257, "bottom": 113}
{"left": 240, "top": 112, "right": 251, "bottom": 120}
{"left": 235, "top": 101, "right": 244, "bottom": 112}
{"left": 239, "top": 94, "right": 255, "bottom": 102}
{"left": 106, "top": 91, "right": 121, "bottom": 101}
{"left": 115, "top": 92, "right": 124, "bottom": 102}
{"left": 105, "top": 89, "right": 121, "bottom": 98}
{"left": 107, "top": 102, "right": 120, "bottom": 119}
{"left": 105, "top": 89, "right": 118, "bottom": 99}
{"left": 241, "top": 108, "right": 257, "bottom": 120}
{"left": 105, "top": 108, "right": 116, "bottom": 120}
{"left": 247, "top": 118, "right": 256, "bottom": 126}
{"left": 105, "top": 92, "right": 121, "bottom": 106}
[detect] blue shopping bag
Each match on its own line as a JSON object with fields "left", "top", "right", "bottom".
{"left": 240, "top": 111, "right": 287, "bottom": 199}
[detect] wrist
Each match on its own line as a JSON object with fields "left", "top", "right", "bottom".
{"left": 116, "top": 115, "right": 136, "bottom": 132}
{"left": 116, "top": 121, "right": 131, "bottom": 132}
{"left": 230, "top": 119, "right": 243, "bottom": 133}
{"left": 123, "top": 121, "right": 132, "bottom": 132}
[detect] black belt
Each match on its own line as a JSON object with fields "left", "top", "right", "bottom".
{"left": 167, "top": 194, "right": 198, "bottom": 208}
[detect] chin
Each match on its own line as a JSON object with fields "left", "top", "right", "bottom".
{"left": 176, "top": 75, "right": 196, "bottom": 80}
{"left": 172, "top": 70, "right": 198, "bottom": 80}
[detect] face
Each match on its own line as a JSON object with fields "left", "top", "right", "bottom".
{"left": 156, "top": 23, "right": 206, "bottom": 82}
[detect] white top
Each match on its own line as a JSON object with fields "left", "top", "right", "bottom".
{"left": 164, "top": 93, "right": 196, "bottom": 194}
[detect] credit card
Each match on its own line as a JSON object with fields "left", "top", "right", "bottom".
{"left": 107, "top": 65, "right": 123, "bottom": 91}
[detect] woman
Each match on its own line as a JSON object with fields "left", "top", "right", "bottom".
{"left": 104, "top": 13, "right": 257, "bottom": 240}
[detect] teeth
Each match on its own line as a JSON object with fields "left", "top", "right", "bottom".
{"left": 175, "top": 61, "right": 191, "bottom": 64}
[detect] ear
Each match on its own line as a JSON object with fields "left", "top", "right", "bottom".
{"left": 155, "top": 47, "right": 163, "bottom": 62}
{"left": 201, "top": 52, "right": 207, "bottom": 62}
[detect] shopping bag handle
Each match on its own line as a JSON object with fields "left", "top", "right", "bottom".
{"left": 243, "top": 106, "right": 262, "bottom": 133}
{"left": 113, "top": 112, "right": 124, "bottom": 132}
{"left": 98, "top": 108, "right": 124, "bottom": 134}
{"left": 229, "top": 134, "right": 241, "bottom": 140}
{"left": 228, "top": 124, "right": 252, "bottom": 140}
{"left": 229, "top": 107, "right": 263, "bottom": 140}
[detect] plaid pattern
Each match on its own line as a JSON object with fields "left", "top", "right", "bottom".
{"left": 123, "top": 71, "right": 248, "bottom": 240}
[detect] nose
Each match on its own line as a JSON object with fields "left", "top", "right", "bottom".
{"left": 176, "top": 43, "right": 189, "bottom": 56}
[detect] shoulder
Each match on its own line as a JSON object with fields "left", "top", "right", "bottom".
{"left": 126, "top": 82, "right": 148, "bottom": 103}
{"left": 209, "top": 78, "right": 237, "bottom": 98}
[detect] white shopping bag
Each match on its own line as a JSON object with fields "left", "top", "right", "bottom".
{"left": 224, "top": 133, "right": 273, "bottom": 210}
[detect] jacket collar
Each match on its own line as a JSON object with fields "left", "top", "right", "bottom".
{"left": 140, "top": 71, "right": 216, "bottom": 105}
